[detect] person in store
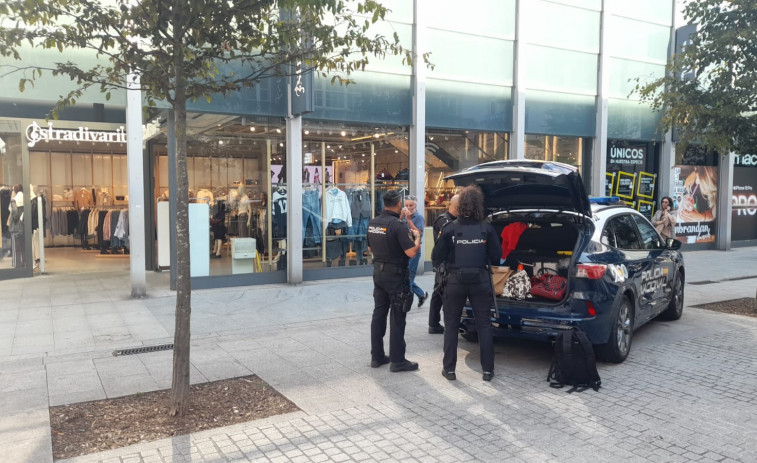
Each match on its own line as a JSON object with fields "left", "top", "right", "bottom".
{"left": 401, "top": 195, "right": 428, "bottom": 308}
{"left": 432, "top": 185, "right": 500, "bottom": 382}
{"left": 652, "top": 196, "right": 676, "bottom": 240}
{"left": 367, "top": 189, "right": 421, "bottom": 373}
{"left": 427, "top": 194, "right": 459, "bottom": 334}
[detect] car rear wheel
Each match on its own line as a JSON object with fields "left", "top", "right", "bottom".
{"left": 658, "top": 272, "right": 684, "bottom": 321}
{"left": 597, "top": 296, "right": 633, "bottom": 363}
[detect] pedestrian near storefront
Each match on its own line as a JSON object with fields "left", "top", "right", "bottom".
{"left": 653, "top": 196, "right": 676, "bottom": 240}
{"left": 367, "top": 190, "right": 422, "bottom": 372}
{"left": 427, "top": 194, "right": 460, "bottom": 334}
{"left": 402, "top": 195, "right": 428, "bottom": 307}
{"left": 432, "top": 185, "right": 500, "bottom": 381}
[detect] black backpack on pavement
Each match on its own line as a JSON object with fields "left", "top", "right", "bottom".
{"left": 547, "top": 328, "right": 602, "bottom": 392}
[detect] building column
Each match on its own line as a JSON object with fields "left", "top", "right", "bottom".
{"left": 286, "top": 112, "right": 303, "bottom": 284}
{"left": 410, "top": 0, "right": 427, "bottom": 271}
{"left": 659, "top": 0, "right": 680, "bottom": 202}
{"left": 126, "top": 73, "right": 146, "bottom": 297}
{"left": 592, "top": 0, "right": 610, "bottom": 196}
{"left": 511, "top": 0, "right": 526, "bottom": 159}
{"left": 717, "top": 152, "right": 735, "bottom": 250}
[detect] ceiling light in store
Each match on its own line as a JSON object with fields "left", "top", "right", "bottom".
{"left": 429, "top": 136, "right": 434, "bottom": 141}
{"left": 326, "top": 145, "right": 331, "bottom": 149}
{"left": 279, "top": 142, "right": 284, "bottom": 147}
{"left": 352, "top": 132, "right": 393, "bottom": 142}
{"left": 219, "top": 140, "right": 224, "bottom": 145}
{"left": 362, "top": 153, "right": 365, "bottom": 157}
{"left": 395, "top": 150, "right": 398, "bottom": 153}
{"left": 338, "top": 145, "right": 342, "bottom": 149}
{"left": 341, "top": 130, "right": 346, "bottom": 136}
{"left": 304, "top": 130, "right": 310, "bottom": 135}
{"left": 276, "top": 128, "right": 282, "bottom": 133}
{"left": 250, "top": 126, "right": 255, "bottom": 132}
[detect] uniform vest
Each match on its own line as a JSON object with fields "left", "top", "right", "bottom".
{"left": 368, "top": 212, "right": 407, "bottom": 266}
{"left": 450, "top": 221, "right": 488, "bottom": 269}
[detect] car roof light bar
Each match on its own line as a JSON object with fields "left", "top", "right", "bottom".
{"left": 589, "top": 196, "right": 622, "bottom": 204}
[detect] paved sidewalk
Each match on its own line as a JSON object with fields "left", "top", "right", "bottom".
{"left": 1, "top": 247, "right": 756, "bottom": 462}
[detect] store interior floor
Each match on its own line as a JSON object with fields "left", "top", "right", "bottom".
{"left": 35, "top": 247, "right": 131, "bottom": 275}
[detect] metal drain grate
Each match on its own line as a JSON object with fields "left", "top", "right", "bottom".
{"left": 113, "top": 344, "right": 174, "bottom": 356}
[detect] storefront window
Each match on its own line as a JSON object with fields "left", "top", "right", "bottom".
{"left": 425, "top": 129, "right": 509, "bottom": 226}
{"left": 605, "top": 140, "right": 660, "bottom": 219}
{"left": 153, "top": 118, "right": 286, "bottom": 276}
{"left": 731, "top": 153, "right": 757, "bottom": 242}
{"left": 300, "top": 124, "right": 409, "bottom": 269}
{"left": 524, "top": 134, "right": 591, "bottom": 187}
{"left": 1, "top": 132, "right": 27, "bottom": 273}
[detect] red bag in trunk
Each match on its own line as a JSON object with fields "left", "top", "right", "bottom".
{"left": 530, "top": 274, "right": 567, "bottom": 300}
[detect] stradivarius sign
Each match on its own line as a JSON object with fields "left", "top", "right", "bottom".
{"left": 26, "top": 121, "right": 127, "bottom": 148}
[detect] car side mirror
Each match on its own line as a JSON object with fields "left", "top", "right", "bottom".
{"left": 666, "top": 238, "right": 681, "bottom": 250}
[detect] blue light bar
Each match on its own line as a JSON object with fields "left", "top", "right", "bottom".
{"left": 589, "top": 196, "right": 622, "bottom": 204}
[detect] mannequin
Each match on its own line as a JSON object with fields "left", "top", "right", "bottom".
{"left": 210, "top": 201, "right": 227, "bottom": 258}
{"left": 238, "top": 185, "right": 252, "bottom": 238}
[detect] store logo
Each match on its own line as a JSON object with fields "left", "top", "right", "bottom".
{"left": 609, "top": 146, "right": 645, "bottom": 164}
{"left": 25, "top": 121, "right": 127, "bottom": 148}
{"left": 734, "top": 153, "right": 757, "bottom": 167}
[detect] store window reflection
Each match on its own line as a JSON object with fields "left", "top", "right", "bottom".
{"left": 424, "top": 129, "right": 509, "bottom": 226}
{"left": 300, "top": 124, "right": 409, "bottom": 269}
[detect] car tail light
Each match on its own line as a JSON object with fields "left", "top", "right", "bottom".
{"left": 586, "top": 301, "right": 597, "bottom": 316}
{"left": 576, "top": 263, "right": 607, "bottom": 279}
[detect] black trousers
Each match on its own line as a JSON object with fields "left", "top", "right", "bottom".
{"left": 371, "top": 269, "right": 410, "bottom": 363}
{"left": 428, "top": 270, "right": 444, "bottom": 327}
{"left": 442, "top": 276, "right": 494, "bottom": 373}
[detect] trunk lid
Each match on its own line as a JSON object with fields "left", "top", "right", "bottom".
{"left": 445, "top": 160, "right": 592, "bottom": 218}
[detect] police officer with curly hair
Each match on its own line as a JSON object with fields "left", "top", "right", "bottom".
{"left": 367, "top": 190, "right": 422, "bottom": 372}
{"left": 432, "top": 185, "right": 500, "bottom": 381}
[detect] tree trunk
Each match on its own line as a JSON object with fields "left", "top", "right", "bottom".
{"left": 170, "top": 14, "right": 191, "bottom": 417}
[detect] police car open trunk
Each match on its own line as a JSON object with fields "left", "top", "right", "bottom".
{"left": 446, "top": 160, "right": 592, "bottom": 307}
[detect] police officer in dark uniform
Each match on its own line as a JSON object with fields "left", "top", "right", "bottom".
{"left": 427, "top": 194, "right": 459, "bottom": 334}
{"left": 432, "top": 185, "right": 500, "bottom": 381}
{"left": 367, "top": 190, "right": 422, "bottom": 372}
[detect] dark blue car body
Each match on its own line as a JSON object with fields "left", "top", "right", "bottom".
{"left": 448, "top": 160, "right": 685, "bottom": 363}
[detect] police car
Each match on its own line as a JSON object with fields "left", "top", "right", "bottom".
{"left": 447, "top": 160, "right": 685, "bottom": 363}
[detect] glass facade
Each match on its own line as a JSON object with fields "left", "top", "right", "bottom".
{"left": 2, "top": 0, "right": 687, "bottom": 282}
{"left": 606, "top": 9, "right": 672, "bottom": 140}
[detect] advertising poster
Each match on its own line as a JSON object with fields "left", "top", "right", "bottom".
{"left": 637, "top": 172, "right": 656, "bottom": 198}
{"left": 605, "top": 172, "right": 615, "bottom": 197}
{"left": 731, "top": 167, "right": 757, "bottom": 241}
{"left": 637, "top": 200, "right": 655, "bottom": 219}
{"left": 615, "top": 171, "right": 636, "bottom": 199}
{"left": 673, "top": 166, "right": 718, "bottom": 244}
{"left": 605, "top": 140, "right": 660, "bottom": 213}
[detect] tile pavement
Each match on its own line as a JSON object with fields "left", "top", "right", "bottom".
{"left": 0, "top": 247, "right": 756, "bottom": 462}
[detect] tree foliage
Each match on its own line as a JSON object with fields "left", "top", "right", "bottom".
{"left": 0, "top": 0, "right": 421, "bottom": 416}
{"left": 634, "top": 0, "right": 757, "bottom": 154}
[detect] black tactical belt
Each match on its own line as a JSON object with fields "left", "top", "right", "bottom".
{"left": 375, "top": 262, "right": 407, "bottom": 274}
